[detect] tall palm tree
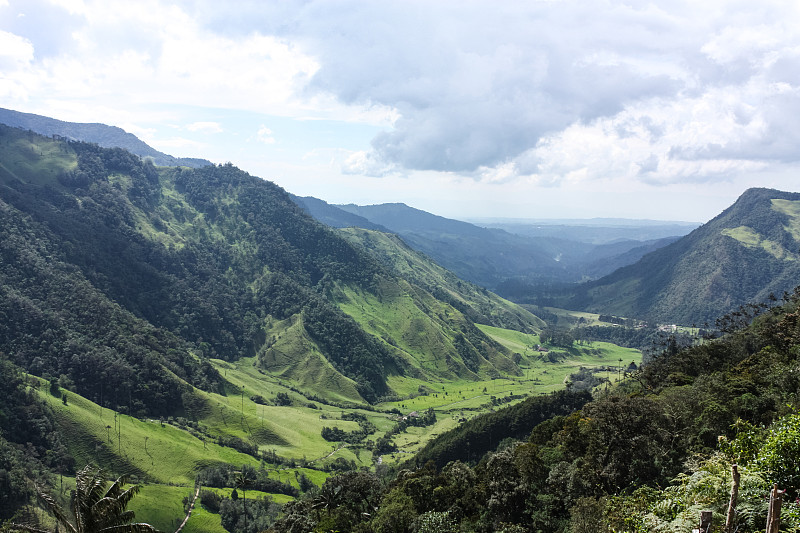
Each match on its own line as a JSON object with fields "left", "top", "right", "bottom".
{"left": 232, "top": 470, "right": 254, "bottom": 533}
{"left": 311, "top": 483, "right": 342, "bottom": 521}
{"left": 12, "top": 464, "right": 159, "bottom": 533}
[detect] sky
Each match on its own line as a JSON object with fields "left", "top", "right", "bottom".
{"left": 2, "top": 0, "right": 800, "bottom": 223}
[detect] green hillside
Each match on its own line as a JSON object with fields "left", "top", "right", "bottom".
{"left": 1, "top": 316, "right": 641, "bottom": 530}
{"left": 339, "top": 228, "right": 545, "bottom": 333}
{"left": 0, "top": 125, "right": 546, "bottom": 412}
{"left": 565, "top": 188, "right": 800, "bottom": 325}
{"left": 0, "top": 125, "right": 576, "bottom": 527}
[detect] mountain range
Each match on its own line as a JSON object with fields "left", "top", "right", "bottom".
{"left": 4, "top": 108, "right": 798, "bottom": 330}
{"left": 296, "top": 190, "right": 800, "bottom": 327}
{"left": 292, "top": 197, "right": 690, "bottom": 291}
{"left": 0, "top": 123, "right": 539, "bottom": 411}
{"left": 3, "top": 109, "right": 800, "bottom": 532}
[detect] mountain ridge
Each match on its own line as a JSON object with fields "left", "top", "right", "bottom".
{"left": 564, "top": 187, "right": 800, "bottom": 325}
{"left": 0, "top": 107, "right": 212, "bottom": 168}
{"left": 330, "top": 200, "right": 688, "bottom": 290}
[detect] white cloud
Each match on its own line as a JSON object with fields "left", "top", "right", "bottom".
{"left": 0, "top": 30, "right": 33, "bottom": 65}
{"left": 256, "top": 125, "right": 275, "bottom": 144}
{"left": 186, "top": 121, "right": 223, "bottom": 133}
{"left": 0, "top": 0, "right": 376, "bottom": 123}
{"left": 5, "top": 0, "right": 800, "bottom": 207}
{"left": 513, "top": 87, "right": 772, "bottom": 187}
{"left": 254, "top": 0, "right": 800, "bottom": 187}
{"left": 0, "top": 30, "right": 34, "bottom": 100}
{"left": 341, "top": 150, "right": 400, "bottom": 178}
{"left": 46, "top": 0, "right": 87, "bottom": 16}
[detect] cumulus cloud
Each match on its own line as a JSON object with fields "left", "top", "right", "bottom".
{"left": 0, "top": 29, "right": 34, "bottom": 99}
{"left": 253, "top": 0, "right": 800, "bottom": 185}
{"left": 5, "top": 0, "right": 800, "bottom": 192}
{"left": 341, "top": 150, "right": 400, "bottom": 178}
{"left": 0, "top": 29, "right": 32, "bottom": 64}
{"left": 0, "top": 0, "right": 324, "bottom": 120}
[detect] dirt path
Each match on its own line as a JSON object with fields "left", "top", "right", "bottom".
{"left": 174, "top": 484, "right": 201, "bottom": 533}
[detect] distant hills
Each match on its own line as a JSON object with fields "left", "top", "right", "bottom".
{"left": 296, "top": 187, "right": 800, "bottom": 327}
{"left": 470, "top": 217, "right": 698, "bottom": 245}
{"left": 294, "top": 197, "right": 691, "bottom": 291}
{"left": 562, "top": 187, "right": 800, "bottom": 325}
{"left": 0, "top": 107, "right": 212, "bottom": 168}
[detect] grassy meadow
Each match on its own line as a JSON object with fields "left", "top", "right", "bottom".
{"left": 27, "top": 319, "right": 641, "bottom": 528}
{"left": 370, "top": 324, "right": 640, "bottom": 463}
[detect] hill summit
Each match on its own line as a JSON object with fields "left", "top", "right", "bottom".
{"left": 567, "top": 187, "right": 800, "bottom": 325}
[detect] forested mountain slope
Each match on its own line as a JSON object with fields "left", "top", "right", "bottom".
{"left": 0, "top": 125, "right": 538, "bottom": 410}
{"left": 338, "top": 227, "right": 544, "bottom": 333}
{"left": 565, "top": 187, "right": 800, "bottom": 325}
{"left": 0, "top": 107, "right": 211, "bottom": 168}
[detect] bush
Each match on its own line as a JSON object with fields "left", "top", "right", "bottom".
{"left": 199, "top": 490, "right": 223, "bottom": 513}
{"left": 756, "top": 412, "right": 800, "bottom": 495}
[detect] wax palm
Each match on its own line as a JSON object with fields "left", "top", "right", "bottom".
{"left": 12, "top": 464, "right": 159, "bottom": 533}
{"left": 311, "top": 483, "right": 342, "bottom": 520}
{"left": 233, "top": 470, "right": 254, "bottom": 533}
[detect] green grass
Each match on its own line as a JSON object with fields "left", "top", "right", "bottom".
{"left": 772, "top": 198, "right": 800, "bottom": 242}
{"left": 207, "top": 357, "right": 375, "bottom": 461}
{"left": 336, "top": 281, "right": 525, "bottom": 386}
{"left": 129, "top": 484, "right": 211, "bottom": 533}
{"left": 37, "top": 380, "right": 263, "bottom": 485}
{"left": 338, "top": 282, "right": 457, "bottom": 373}
{"left": 28, "top": 316, "right": 642, "bottom": 522}
{"left": 542, "top": 307, "right": 616, "bottom": 327}
{"left": 254, "top": 315, "right": 362, "bottom": 404}
{"left": 130, "top": 485, "right": 292, "bottom": 533}
{"left": 339, "top": 228, "right": 545, "bottom": 334}
{"left": 721, "top": 226, "right": 796, "bottom": 261}
{"left": 0, "top": 132, "right": 77, "bottom": 186}
{"left": 371, "top": 323, "right": 642, "bottom": 465}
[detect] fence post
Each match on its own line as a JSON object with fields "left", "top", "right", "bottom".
{"left": 725, "top": 464, "right": 740, "bottom": 533}
{"left": 765, "top": 484, "right": 783, "bottom": 533}
{"left": 698, "top": 510, "right": 713, "bottom": 533}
